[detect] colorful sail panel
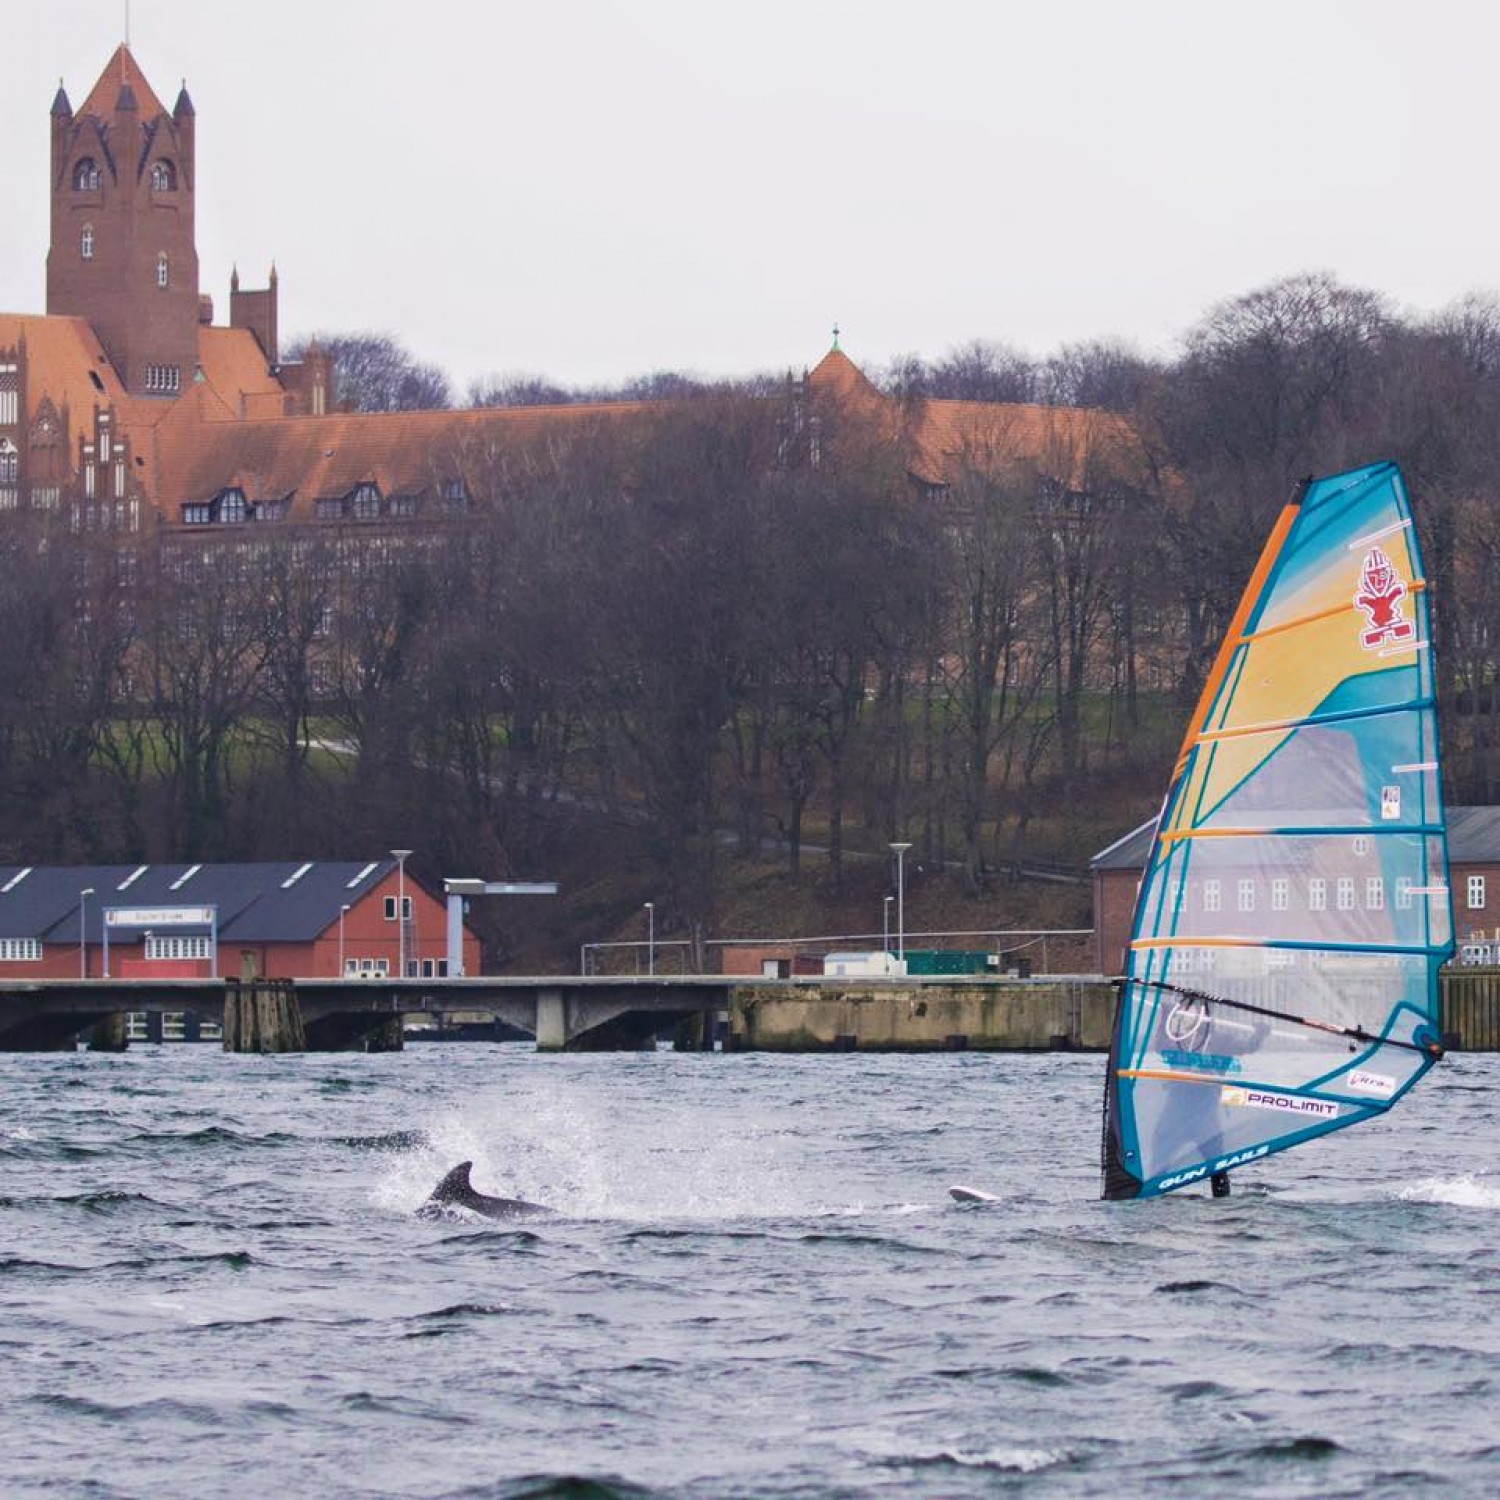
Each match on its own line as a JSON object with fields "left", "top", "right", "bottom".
{"left": 1102, "top": 462, "right": 1452, "bottom": 1199}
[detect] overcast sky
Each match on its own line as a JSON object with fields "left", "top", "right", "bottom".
{"left": 6, "top": 2, "right": 1498, "bottom": 397}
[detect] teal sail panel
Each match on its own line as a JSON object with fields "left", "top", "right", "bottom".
{"left": 1101, "top": 462, "right": 1452, "bottom": 1199}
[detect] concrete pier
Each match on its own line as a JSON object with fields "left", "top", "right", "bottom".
{"left": 727, "top": 978, "right": 1114, "bottom": 1051}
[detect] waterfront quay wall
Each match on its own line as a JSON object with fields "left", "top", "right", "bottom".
{"left": 727, "top": 978, "right": 1115, "bottom": 1052}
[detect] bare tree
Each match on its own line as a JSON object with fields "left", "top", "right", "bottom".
{"left": 284, "top": 331, "right": 452, "bottom": 412}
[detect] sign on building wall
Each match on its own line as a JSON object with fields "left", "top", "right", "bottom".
{"left": 105, "top": 905, "right": 215, "bottom": 928}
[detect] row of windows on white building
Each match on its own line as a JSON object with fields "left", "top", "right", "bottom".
{"left": 1161, "top": 872, "right": 1476, "bottom": 915}
{"left": 0, "top": 936, "right": 212, "bottom": 963}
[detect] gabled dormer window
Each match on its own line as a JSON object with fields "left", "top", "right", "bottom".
{"left": 150, "top": 159, "right": 177, "bottom": 192}
{"left": 218, "top": 488, "right": 246, "bottom": 524}
{"left": 442, "top": 478, "right": 469, "bottom": 515}
{"left": 73, "top": 158, "right": 99, "bottom": 191}
{"left": 351, "top": 483, "right": 381, "bottom": 521}
{"left": 80, "top": 224, "right": 94, "bottom": 260}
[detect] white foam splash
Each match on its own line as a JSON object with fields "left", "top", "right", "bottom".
{"left": 1398, "top": 1175, "right": 1500, "bottom": 1209}
{"left": 369, "top": 1064, "right": 909, "bottom": 1222}
{"left": 935, "top": 1446, "right": 1067, "bottom": 1473}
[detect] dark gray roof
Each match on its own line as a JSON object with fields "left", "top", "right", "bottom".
{"left": 1091, "top": 819, "right": 1157, "bottom": 871}
{"left": 0, "top": 860, "right": 398, "bottom": 943}
{"left": 1444, "top": 806, "right": 1500, "bottom": 863}
{"left": 1093, "top": 806, "right": 1500, "bottom": 871}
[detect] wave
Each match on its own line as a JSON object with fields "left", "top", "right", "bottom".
{"left": 885, "top": 1443, "right": 1077, "bottom": 1474}
{"left": 331, "top": 1129, "right": 430, "bottom": 1150}
{"left": 1399, "top": 1175, "right": 1500, "bottom": 1209}
{"left": 48, "top": 1189, "right": 172, "bottom": 1214}
{"left": 124, "top": 1125, "right": 299, "bottom": 1148}
{"left": 433, "top": 1477, "right": 658, "bottom": 1500}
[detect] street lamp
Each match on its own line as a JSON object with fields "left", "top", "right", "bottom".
{"left": 339, "top": 904, "right": 350, "bottom": 978}
{"left": 644, "top": 902, "right": 655, "bottom": 976}
{"left": 882, "top": 894, "right": 893, "bottom": 955}
{"left": 889, "top": 842, "right": 913, "bottom": 961}
{"left": 79, "top": 887, "right": 94, "bottom": 978}
{"left": 391, "top": 849, "right": 412, "bottom": 978}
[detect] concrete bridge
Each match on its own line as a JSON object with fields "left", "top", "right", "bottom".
{"left": 0, "top": 974, "right": 739, "bottom": 1052}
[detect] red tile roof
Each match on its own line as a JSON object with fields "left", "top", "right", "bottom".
{"left": 0, "top": 313, "right": 127, "bottom": 422}
{"left": 151, "top": 400, "right": 655, "bottom": 516}
{"left": 906, "top": 397, "right": 1145, "bottom": 489}
{"left": 77, "top": 44, "right": 169, "bottom": 122}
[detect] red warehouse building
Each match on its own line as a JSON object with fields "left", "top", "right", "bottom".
{"left": 0, "top": 859, "right": 479, "bottom": 980}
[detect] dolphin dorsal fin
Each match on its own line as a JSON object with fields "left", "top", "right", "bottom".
{"left": 433, "top": 1160, "right": 475, "bottom": 1200}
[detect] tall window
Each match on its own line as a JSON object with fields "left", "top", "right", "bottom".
{"left": 1202, "top": 879, "right": 1221, "bottom": 913}
{"left": 150, "top": 159, "right": 176, "bottom": 191}
{"left": 1237, "top": 878, "right": 1256, "bottom": 913}
{"left": 1468, "top": 874, "right": 1486, "bottom": 910}
{"left": 80, "top": 224, "right": 94, "bottom": 259}
{"left": 351, "top": 483, "right": 381, "bottom": 520}
{"left": 1309, "top": 878, "right": 1327, "bottom": 911}
{"left": 217, "top": 489, "right": 246, "bottom": 524}
{"left": 72, "top": 158, "right": 99, "bottom": 191}
{"left": 156, "top": 253, "right": 169, "bottom": 289}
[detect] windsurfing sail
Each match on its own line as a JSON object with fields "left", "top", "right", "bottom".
{"left": 1101, "top": 462, "right": 1452, "bottom": 1200}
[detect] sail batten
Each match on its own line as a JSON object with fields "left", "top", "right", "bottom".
{"left": 1101, "top": 462, "right": 1453, "bottom": 1200}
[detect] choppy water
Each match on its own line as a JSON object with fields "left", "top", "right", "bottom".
{"left": 2, "top": 1043, "right": 1497, "bottom": 1499}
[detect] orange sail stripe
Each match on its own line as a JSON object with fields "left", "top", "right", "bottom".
{"left": 1239, "top": 578, "right": 1426, "bottom": 645}
{"left": 1116, "top": 1069, "right": 1226, "bottom": 1087}
{"left": 1157, "top": 826, "right": 1276, "bottom": 842}
{"left": 1130, "top": 936, "right": 1263, "bottom": 950}
{"left": 1171, "top": 499, "right": 1301, "bottom": 779}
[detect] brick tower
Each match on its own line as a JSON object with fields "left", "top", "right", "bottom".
{"left": 46, "top": 45, "right": 200, "bottom": 398}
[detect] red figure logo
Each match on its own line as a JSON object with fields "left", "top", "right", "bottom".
{"left": 1354, "top": 546, "right": 1415, "bottom": 650}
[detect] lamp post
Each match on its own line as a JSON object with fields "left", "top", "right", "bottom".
{"left": 79, "top": 887, "right": 94, "bottom": 978}
{"left": 883, "top": 894, "right": 893, "bottom": 955}
{"left": 889, "top": 842, "right": 912, "bottom": 961}
{"left": 339, "top": 904, "right": 350, "bottom": 978}
{"left": 391, "top": 849, "right": 412, "bottom": 978}
{"left": 644, "top": 902, "right": 655, "bottom": 976}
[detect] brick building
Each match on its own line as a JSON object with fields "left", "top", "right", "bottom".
{"left": 0, "top": 857, "right": 477, "bottom": 981}
{"left": 1090, "top": 805, "right": 1500, "bottom": 975}
{"left": 0, "top": 41, "right": 1143, "bottom": 542}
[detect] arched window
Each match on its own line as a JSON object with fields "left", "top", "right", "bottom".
{"left": 80, "top": 224, "right": 94, "bottom": 260}
{"left": 150, "top": 159, "right": 177, "bottom": 192}
{"left": 156, "top": 253, "right": 169, "bottom": 289}
{"left": 73, "top": 158, "right": 99, "bottom": 191}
